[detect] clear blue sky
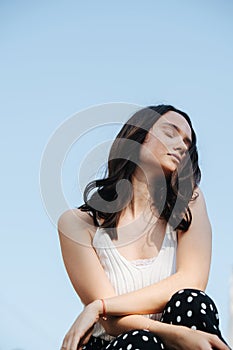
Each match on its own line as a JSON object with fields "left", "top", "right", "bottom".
{"left": 1, "top": 1, "right": 233, "bottom": 349}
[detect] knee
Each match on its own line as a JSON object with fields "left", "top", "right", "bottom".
{"left": 161, "top": 289, "right": 220, "bottom": 334}
{"left": 168, "top": 288, "right": 219, "bottom": 314}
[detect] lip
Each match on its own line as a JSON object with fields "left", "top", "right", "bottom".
{"left": 168, "top": 153, "right": 181, "bottom": 162}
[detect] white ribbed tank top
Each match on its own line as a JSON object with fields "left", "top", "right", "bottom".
{"left": 91, "top": 222, "right": 177, "bottom": 340}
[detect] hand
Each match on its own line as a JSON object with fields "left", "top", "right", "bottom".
{"left": 162, "top": 325, "right": 230, "bottom": 350}
{"left": 60, "top": 300, "right": 102, "bottom": 350}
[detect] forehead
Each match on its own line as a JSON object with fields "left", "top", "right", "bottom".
{"left": 156, "top": 111, "right": 192, "bottom": 140}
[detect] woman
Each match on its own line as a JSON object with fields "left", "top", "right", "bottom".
{"left": 58, "top": 105, "right": 230, "bottom": 350}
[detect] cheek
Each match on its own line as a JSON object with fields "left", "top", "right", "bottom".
{"left": 139, "top": 137, "right": 167, "bottom": 164}
{"left": 151, "top": 137, "right": 169, "bottom": 155}
{"left": 150, "top": 130, "right": 170, "bottom": 151}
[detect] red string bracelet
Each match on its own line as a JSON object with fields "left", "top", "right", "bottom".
{"left": 100, "top": 299, "right": 107, "bottom": 320}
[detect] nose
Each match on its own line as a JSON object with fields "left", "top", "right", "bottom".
{"left": 174, "top": 138, "right": 189, "bottom": 156}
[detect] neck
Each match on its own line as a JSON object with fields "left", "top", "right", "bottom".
{"left": 122, "top": 166, "right": 162, "bottom": 220}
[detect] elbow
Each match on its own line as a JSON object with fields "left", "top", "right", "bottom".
{"left": 175, "top": 271, "right": 208, "bottom": 293}
{"left": 188, "top": 273, "right": 209, "bottom": 292}
{"left": 99, "top": 317, "right": 124, "bottom": 337}
{"left": 106, "top": 328, "right": 118, "bottom": 337}
{"left": 99, "top": 318, "right": 117, "bottom": 337}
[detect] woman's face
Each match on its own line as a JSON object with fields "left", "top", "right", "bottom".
{"left": 139, "top": 111, "right": 192, "bottom": 176}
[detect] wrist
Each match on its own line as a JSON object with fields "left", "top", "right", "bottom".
{"left": 92, "top": 298, "right": 108, "bottom": 320}
{"left": 87, "top": 300, "right": 102, "bottom": 321}
{"left": 156, "top": 323, "right": 189, "bottom": 345}
{"left": 91, "top": 299, "right": 107, "bottom": 318}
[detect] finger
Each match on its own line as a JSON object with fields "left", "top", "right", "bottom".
{"left": 66, "top": 334, "right": 76, "bottom": 350}
{"left": 60, "top": 337, "right": 68, "bottom": 350}
{"left": 209, "top": 334, "right": 229, "bottom": 350}
{"left": 81, "top": 333, "right": 92, "bottom": 345}
{"left": 70, "top": 335, "right": 81, "bottom": 350}
{"left": 60, "top": 345, "right": 68, "bottom": 350}
{"left": 80, "top": 327, "right": 93, "bottom": 345}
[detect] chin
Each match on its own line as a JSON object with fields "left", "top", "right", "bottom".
{"left": 161, "top": 163, "right": 177, "bottom": 177}
{"left": 163, "top": 160, "right": 177, "bottom": 170}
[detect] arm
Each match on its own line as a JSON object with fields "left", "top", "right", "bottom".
{"left": 95, "top": 186, "right": 212, "bottom": 317}
{"left": 58, "top": 186, "right": 211, "bottom": 334}
{"left": 61, "top": 302, "right": 228, "bottom": 350}
{"left": 57, "top": 207, "right": 118, "bottom": 335}
{"left": 59, "top": 190, "right": 228, "bottom": 350}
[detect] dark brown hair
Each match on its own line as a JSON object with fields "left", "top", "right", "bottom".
{"left": 78, "top": 105, "right": 201, "bottom": 239}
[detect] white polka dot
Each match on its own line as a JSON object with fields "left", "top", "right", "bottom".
{"left": 176, "top": 300, "right": 181, "bottom": 307}
{"left": 201, "top": 309, "right": 206, "bottom": 314}
{"left": 187, "top": 310, "right": 192, "bottom": 317}
{"left": 177, "top": 315, "right": 181, "bottom": 322}
{"left": 127, "top": 344, "right": 132, "bottom": 350}
{"left": 187, "top": 296, "right": 193, "bottom": 303}
{"left": 142, "top": 335, "right": 149, "bottom": 341}
{"left": 153, "top": 337, "right": 158, "bottom": 343}
{"left": 113, "top": 340, "right": 118, "bottom": 346}
{"left": 106, "top": 345, "right": 110, "bottom": 349}
{"left": 143, "top": 329, "right": 149, "bottom": 332}
{"left": 161, "top": 343, "right": 164, "bottom": 349}
{"left": 201, "top": 303, "right": 207, "bottom": 309}
{"left": 200, "top": 291, "right": 206, "bottom": 295}
{"left": 178, "top": 289, "right": 184, "bottom": 294}
{"left": 170, "top": 321, "right": 173, "bottom": 324}
{"left": 203, "top": 322, "right": 206, "bottom": 327}
{"left": 132, "top": 331, "right": 139, "bottom": 335}
{"left": 191, "top": 292, "right": 198, "bottom": 297}
{"left": 213, "top": 325, "right": 217, "bottom": 330}
{"left": 216, "top": 313, "right": 219, "bottom": 319}
{"left": 123, "top": 334, "right": 128, "bottom": 339}
{"left": 210, "top": 304, "right": 213, "bottom": 311}
{"left": 191, "top": 325, "right": 197, "bottom": 330}
{"left": 167, "top": 306, "right": 171, "bottom": 313}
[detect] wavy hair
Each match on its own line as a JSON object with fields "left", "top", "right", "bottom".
{"left": 78, "top": 105, "right": 201, "bottom": 239}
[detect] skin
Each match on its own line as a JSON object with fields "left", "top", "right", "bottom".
{"left": 137, "top": 111, "right": 192, "bottom": 179}
{"left": 58, "top": 112, "right": 229, "bottom": 350}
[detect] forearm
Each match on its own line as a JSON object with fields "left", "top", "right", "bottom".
{"left": 102, "top": 271, "right": 205, "bottom": 317}
{"left": 99, "top": 314, "right": 229, "bottom": 350}
{"left": 95, "top": 300, "right": 157, "bottom": 337}
{"left": 99, "top": 314, "right": 151, "bottom": 336}
{"left": 94, "top": 269, "right": 203, "bottom": 336}
{"left": 99, "top": 313, "right": 183, "bottom": 340}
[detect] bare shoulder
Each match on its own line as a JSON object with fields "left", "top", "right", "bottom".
{"left": 178, "top": 185, "right": 211, "bottom": 235}
{"left": 57, "top": 208, "right": 97, "bottom": 244}
{"left": 189, "top": 186, "right": 208, "bottom": 211}
{"left": 177, "top": 186, "right": 211, "bottom": 237}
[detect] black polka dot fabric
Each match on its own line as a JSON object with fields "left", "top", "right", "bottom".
{"left": 82, "top": 289, "right": 229, "bottom": 350}
{"left": 161, "top": 289, "right": 222, "bottom": 337}
{"left": 82, "top": 330, "right": 163, "bottom": 350}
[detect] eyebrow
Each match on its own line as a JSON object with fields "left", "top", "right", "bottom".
{"left": 161, "top": 122, "right": 192, "bottom": 147}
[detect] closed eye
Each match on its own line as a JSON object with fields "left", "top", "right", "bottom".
{"left": 164, "top": 129, "right": 174, "bottom": 137}
{"left": 162, "top": 122, "right": 192, "bottom": 149}
{"left": 165, "top": 132, "right": 173, "bottom": 137}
